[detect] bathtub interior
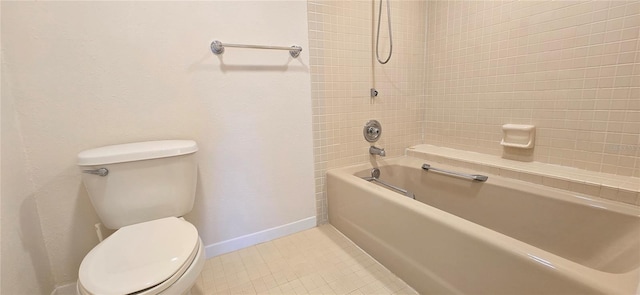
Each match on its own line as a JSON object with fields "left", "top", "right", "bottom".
{"left": 355, "top": 163, "right": 640, "bottom": 274}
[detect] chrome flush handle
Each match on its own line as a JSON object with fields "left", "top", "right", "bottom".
{"left": 83, "top": 168, "right": 109, "bottom": 177}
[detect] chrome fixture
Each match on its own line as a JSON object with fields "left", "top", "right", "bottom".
{"left": 83, "top": 168, "right": 109, "bottom": 177}
{"left": 363, "top": 168, "right": 414, "bottom": 199}
{"left": 375, "top": 0, "right": 393, "bottom": 64}
{"left": 370, "top": 88, "right": 379, "bottom": 97}
{"left": 369, "top": 146, "right": 386, "bottom": 157}
{"left": 370, "top": 168, "right": 381, "bottom": 178}
{"left": 421, "top": 163, "right": 488, "bottom": 182}
{"left": 210, "top": 40, "right": 302, "bottom": 58}
{"left": 363, "top": 120, "right": 382, "bottom": 143}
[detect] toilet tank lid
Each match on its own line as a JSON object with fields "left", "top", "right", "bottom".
{"left": 77, "top": 140, "right": 198, "bottom": 166}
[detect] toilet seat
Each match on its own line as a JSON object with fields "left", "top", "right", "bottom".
{"left": 78, "top": 217, "right": 199, "bottom": 295}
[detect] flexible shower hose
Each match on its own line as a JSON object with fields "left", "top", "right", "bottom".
{"left": 376, "top": 0, "right": 393, "bottom": 64}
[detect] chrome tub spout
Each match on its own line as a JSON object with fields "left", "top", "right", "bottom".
{"left": 370, "top": 146, "right": 386, "bottom": 157}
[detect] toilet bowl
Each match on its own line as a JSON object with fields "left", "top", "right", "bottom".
{"left": 76, "top": 140, "right": 204, "bottom": 295}
{"left": 77, "top": 217, "right": 204, "bottom": 295}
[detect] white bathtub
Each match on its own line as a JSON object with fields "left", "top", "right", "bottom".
{"left": 327, "top": 156, "right": 640, "bottom": 294}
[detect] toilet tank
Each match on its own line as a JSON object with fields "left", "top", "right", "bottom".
{"left": 77, "top": 140, "right": 198, "bottom": 229}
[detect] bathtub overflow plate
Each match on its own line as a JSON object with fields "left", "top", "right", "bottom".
{"left": 363, "top": 120, "right": 382, "bottom": 143}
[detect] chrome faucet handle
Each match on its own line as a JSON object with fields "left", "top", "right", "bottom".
{"left": 368, "top": 127, "right": 380, "bottom": 136}
{"left": 364, "top": 120, "right": 382, "bottom": 143}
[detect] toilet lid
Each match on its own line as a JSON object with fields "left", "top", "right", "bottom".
{"left": 79, "top": 217, "right": 199, "bottom": 295}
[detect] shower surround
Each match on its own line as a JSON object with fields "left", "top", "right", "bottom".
{"left": 308, "top": 0, "right": 640, "bottom": 223}
{"left": 307, "top": 0, "right": 428, "bottom": 223}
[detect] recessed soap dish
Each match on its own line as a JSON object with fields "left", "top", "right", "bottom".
{"left": 501, "top": 124, "right": 535, "bottom": 149}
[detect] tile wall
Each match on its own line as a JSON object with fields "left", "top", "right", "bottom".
{"left": 307, "top": 1, "right": 428, "bottom": 223}
{"left": 309, "top": 0, "right": 639, "bottom": 223}
{"left": 424, "top": 1, "right": 640, "bottom": 177}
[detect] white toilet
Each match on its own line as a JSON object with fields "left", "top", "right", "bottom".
{"left": 76, "top": 140, "right": 205, "bottom": 295}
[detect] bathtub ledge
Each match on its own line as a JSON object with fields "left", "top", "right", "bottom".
{"left": 407, "top": 144, "right": 640, "bottom": 207}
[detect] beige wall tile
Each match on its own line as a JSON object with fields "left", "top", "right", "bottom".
{"left": 308, "top": 0, "right": 427, "bottom": 222}
{"left": 424, "top": 0, "right": 640, "bottom": 178}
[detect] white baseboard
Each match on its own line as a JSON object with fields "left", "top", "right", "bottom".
{"left": 204, "top": 216, "right": 317, "bottom": 259}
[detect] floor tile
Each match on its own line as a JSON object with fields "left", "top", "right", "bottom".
{"left": 191, "top": 225, "right": 417, "bottom": 295}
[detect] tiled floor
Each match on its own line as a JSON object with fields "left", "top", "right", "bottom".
{"left": 192, "top": 225, "right": 418, "bottom": 295}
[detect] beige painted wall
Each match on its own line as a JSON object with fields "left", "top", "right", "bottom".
{"left": 424, "top": 1, "right": 640, "bottom": 177}
{"left": 1, "top": 0, "right": 315, "bottom": 289}
{"left": 308, "top": 0, "right": 428, "bottom": 223}
{"left": 1, "top": 53, "right": 55, "bottom": 295}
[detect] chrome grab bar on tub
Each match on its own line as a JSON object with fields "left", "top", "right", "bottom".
{"left": 421, "top": 163, "right": 488, "bottom": 182}
{"left": 362, "top": 177, "right": 404, "bottom": 193}
{"left": 362, "top": 168, "right": 415, "bottom": 199}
